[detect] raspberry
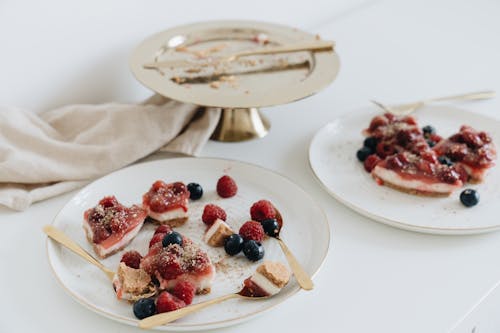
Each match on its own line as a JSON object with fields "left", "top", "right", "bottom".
{"left": 149, "top": 233, "right": 165, "bottom": 248}
{"left": 157, "top": 253, "right": 183, "bottom": 279}
{"left": 172, "top": 281, "right": 196, "bottom": 305}
{"left": 364, "top": 154, "right": 381, "bottom": 172}
{"left": 120, "top": 250, "right": 142, "bottom": 269}
{"left": 250, "top": 200, "right": 276, "bottom": 222}
{"left": 156, "top": 291, "right": 186, "bottom": 313}
{"left": 239, "top": 221, "right": 265, "bottom": 242}
{"left": 216, "top": 175, "right": 238, "bottom": 198}
{"left": 154, "top": 225, "right": 172, "bottom": 235}
{"left": 202, "top": 204, "right": 227, "bottom": 226}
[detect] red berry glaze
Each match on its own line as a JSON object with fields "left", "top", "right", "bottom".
{"left": 156, "top": 291, "right": 186, "bottom": 313}
{"left": 120, "top": 251, "right": 142, "bottom": 269}
{"left": 216, "top": 175, "right": 238, "bottom": 198}
{"left": 172, "top": 281, "right": 196, "bottom": 305}
{"left": 364, "top": 154, "right": 381, "bottom": 172}
{"left": 250, "top": 200, "right": 276, "bottom": 222}
{"left": 149, "top": 233, "right": 165, "bottom": 248}
{"left": 239, "top": 221, "right": 265, "bottom": 242}
{"left": 154, "top": 225, "right": 172, "bottom": 235}
{"left": 201, "top": 204, "right": 227, "bottom": 226}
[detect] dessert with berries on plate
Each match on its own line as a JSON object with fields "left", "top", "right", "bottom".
{"left": 239, "top": 261, "right": 290, "bottom": 297}
{"left": 434, "top": 125, "right": 496, "bottom": 182}
{"left": 142, "top": 181, "right": 190, "bottom": 227}
{"left": 358, "top": 113, "right": 496, "bottom": 196}
{"left": 140, "top": 227, "right": 216, "bottom": 294}
{"left": 83, "top": 196, "right": 147, "bottom": 258}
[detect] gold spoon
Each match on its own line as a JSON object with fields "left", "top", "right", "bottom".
{"left": 143, "top": 40, "right": 335, "bottom": 69}
{"left": 272, "top": 210, "right": 314, "bottom": 291}
{"left": 138, "top": 290, "right": 270, "bottom": 329}
{"left": 371, "top": 90, "right": 496, "bottom": 116}
{"left": 43, "top": 225, "right": 115, "bottom": 281}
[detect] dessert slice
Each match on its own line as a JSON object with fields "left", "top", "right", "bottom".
{"left": 203, "top": 218, "right": 234, "bottom": 247}
{"left": 434, "top": 125, "right": 496, "bottom": 182}
{"left": 83, "top": 196, "right": 147, "bottom": 258}
{"left": 142, "top": 181, "right": 190, "bottom": 227}
{"left": 112, "top": 262, "right": 156, "bottom": 301}
{"left": 372, "top": 151, "right": 463, "bottom": 196}
{"left": 239, "top": 261, "right": 290, "bottom": 297}
{"left": 363, "top": 113, "right": 434, "bottom": 158}
{"left": 141, "top": 228, "right": 216, "bottom": 294}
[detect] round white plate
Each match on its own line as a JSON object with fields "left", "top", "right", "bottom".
{"left": 47, "top": 158, "right": 330, "bottom": 330}
{"left": 309, "top": 105, "right": 500, "bottom": 235}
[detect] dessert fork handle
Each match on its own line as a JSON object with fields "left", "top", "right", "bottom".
{"left": 424, "top": 90, "right": 495, "bottom": 104}
{"left": 138, "top": 293, "right": 239, "bottom": 328}
{"left": 277, "top": 237, "right": 314, "bottom": 290}
{"left": 231, "top": 40, "right": 335, "bottom": 60}
{"left": 43, "top": 225, "right": 115, "bottom": 281}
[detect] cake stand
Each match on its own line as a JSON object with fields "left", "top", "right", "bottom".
{"left": 130, "top": 20, "right": 340, "bottom": 142}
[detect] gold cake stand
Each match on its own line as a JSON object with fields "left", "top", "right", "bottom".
{"left": 130, "top": 20, "right": 340, "bottom": 142}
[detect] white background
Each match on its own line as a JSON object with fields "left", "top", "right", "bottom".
{"left": 1, "top": 0, "right": 500, "bottom": 332}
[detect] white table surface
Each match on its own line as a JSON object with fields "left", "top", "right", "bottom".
{"left": 1, "top": 0, "right": 500, "bottom": 332}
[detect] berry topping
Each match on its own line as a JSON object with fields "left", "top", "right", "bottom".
{"left": 363, "top": 137, "right": 378, "bottom": 151}
{"left": 187, "top": 183, "right": 203, "bottom": 200}
{"left": 216, "top": 175, "right": 238, "bottom": 198}
{"left": 120, "top": 250, "right": 142, "bottom": 269}
{"left": 239, "top": 221, "right": 265, "bottom": 242}
{"left": 143, "top": 181, "right": 189, "bottom": 213}
{"left": 224, "top": 234, "right": 244, "bottom": 255}
{"left": 154, "top": 225, "right": 172, "bottom": 235}
{"left": 422, "top": 125, "right": 436, "bottom": 137}
{"left": 202, "top": 204, "right": 227, "bottom": 226}
{"left": 427, "top": 139, "right": 436, "bottom": 148}
{"left": 242, "top": 240, "right": 265, "bottom": 261}
{"left": 356, "top": 146, "right": 372, "bottom": 162}
{"left": 250, "top": 200, "right": 276, "bottom": 222}
{"left": 156, "top": 251, "right": 183, "bottom": 279}
{"left": 162, "top": 231, "right": 183, "bottom": 247}
{"left": 261, "top": 218, "right": 280, "bottom": 237}
{"left": 364, "top": 154, "right": 381, "bottom": 172}
{"left": 133, "top": 298, "right": 156, "bottom": 319}
{"left": 156, "top": 291, "right": 186, "bottom": 313}
{"left": 460, "top": 189, "right": 480, "bottom": 207}
{"left": 438, "top": 156, "right": 453, "bottom": 166}
{"left": 149, "top": 233, "right": 166, "bottom": 248}
{"left": 172, "top": 281, "right": 196, "bottom": 305}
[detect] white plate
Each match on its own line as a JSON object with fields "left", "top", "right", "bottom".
{"left": 309, "top": 105, "right": 500, "bottom": 235}
{"left": 46, "top": 158, "right": 330, "bottom": 330}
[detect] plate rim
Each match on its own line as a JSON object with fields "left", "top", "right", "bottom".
{"left": 46, "top": 156, "right": 331, "bottom": 330}
{"left": 308, "top": 106, "right": 500, "bottom": 235}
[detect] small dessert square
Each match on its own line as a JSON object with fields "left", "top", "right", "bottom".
{"left": 240, "top": 261, "right": 290, "bottom": 297}
{"left": 203, "top": 218, "right": 234, "bottom": 247}
{"left": 112, "top": 262, "right": 155, "bottom": 301}
{"left": 140, "top": 228, "right": 216, "bottom": 295}
{"left": 142, "top": 181, "right": 190, "bottom": 227}
{"left": 83, "top": 196, "right": 147, "bottom": 258}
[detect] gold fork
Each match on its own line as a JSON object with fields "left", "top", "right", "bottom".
{"left": 371, "top": 90, "right": 495, "bottom": 116}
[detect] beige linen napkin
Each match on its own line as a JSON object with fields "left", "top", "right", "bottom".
{"left": 0, "top": 95, "right": 220, "bottom": 211}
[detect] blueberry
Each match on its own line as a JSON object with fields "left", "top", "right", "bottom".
{"left": 363, "top": 137, "right": 378, "bottom": 151}
{"left": 427, "top": 139, "right": 436, "bottom": 148}
{"left": 356, "top": 146, "right": 372, "bottom": 162}
{"left": 133, "top": 298, "right": 156, "bottom": 319}
{"left": 187, "top": 183, "right": 203, "bottom": 200}
{"left": 438, "top": 156, "right": 453, "bottom": 166}
{"left": 261, "top": 218, "right": 280, "bottom": 237}
{"left": 242, "top": 240, "right": 264, "bottom": 261}
{"left": 423, "top": 125, "right": 436, "bottom": 137}
{"left": 224, "top": 234, "right": 244, "bottom": 256}
{"left": 460, "top": 189, "right": 479, "bottom": 207}
{"left": 162, "top": 231, "right": 183, "bottom": 247}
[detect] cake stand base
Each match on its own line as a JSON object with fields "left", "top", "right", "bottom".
{"left": 210, "top": 108, "right": 270, "bottom": 142}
